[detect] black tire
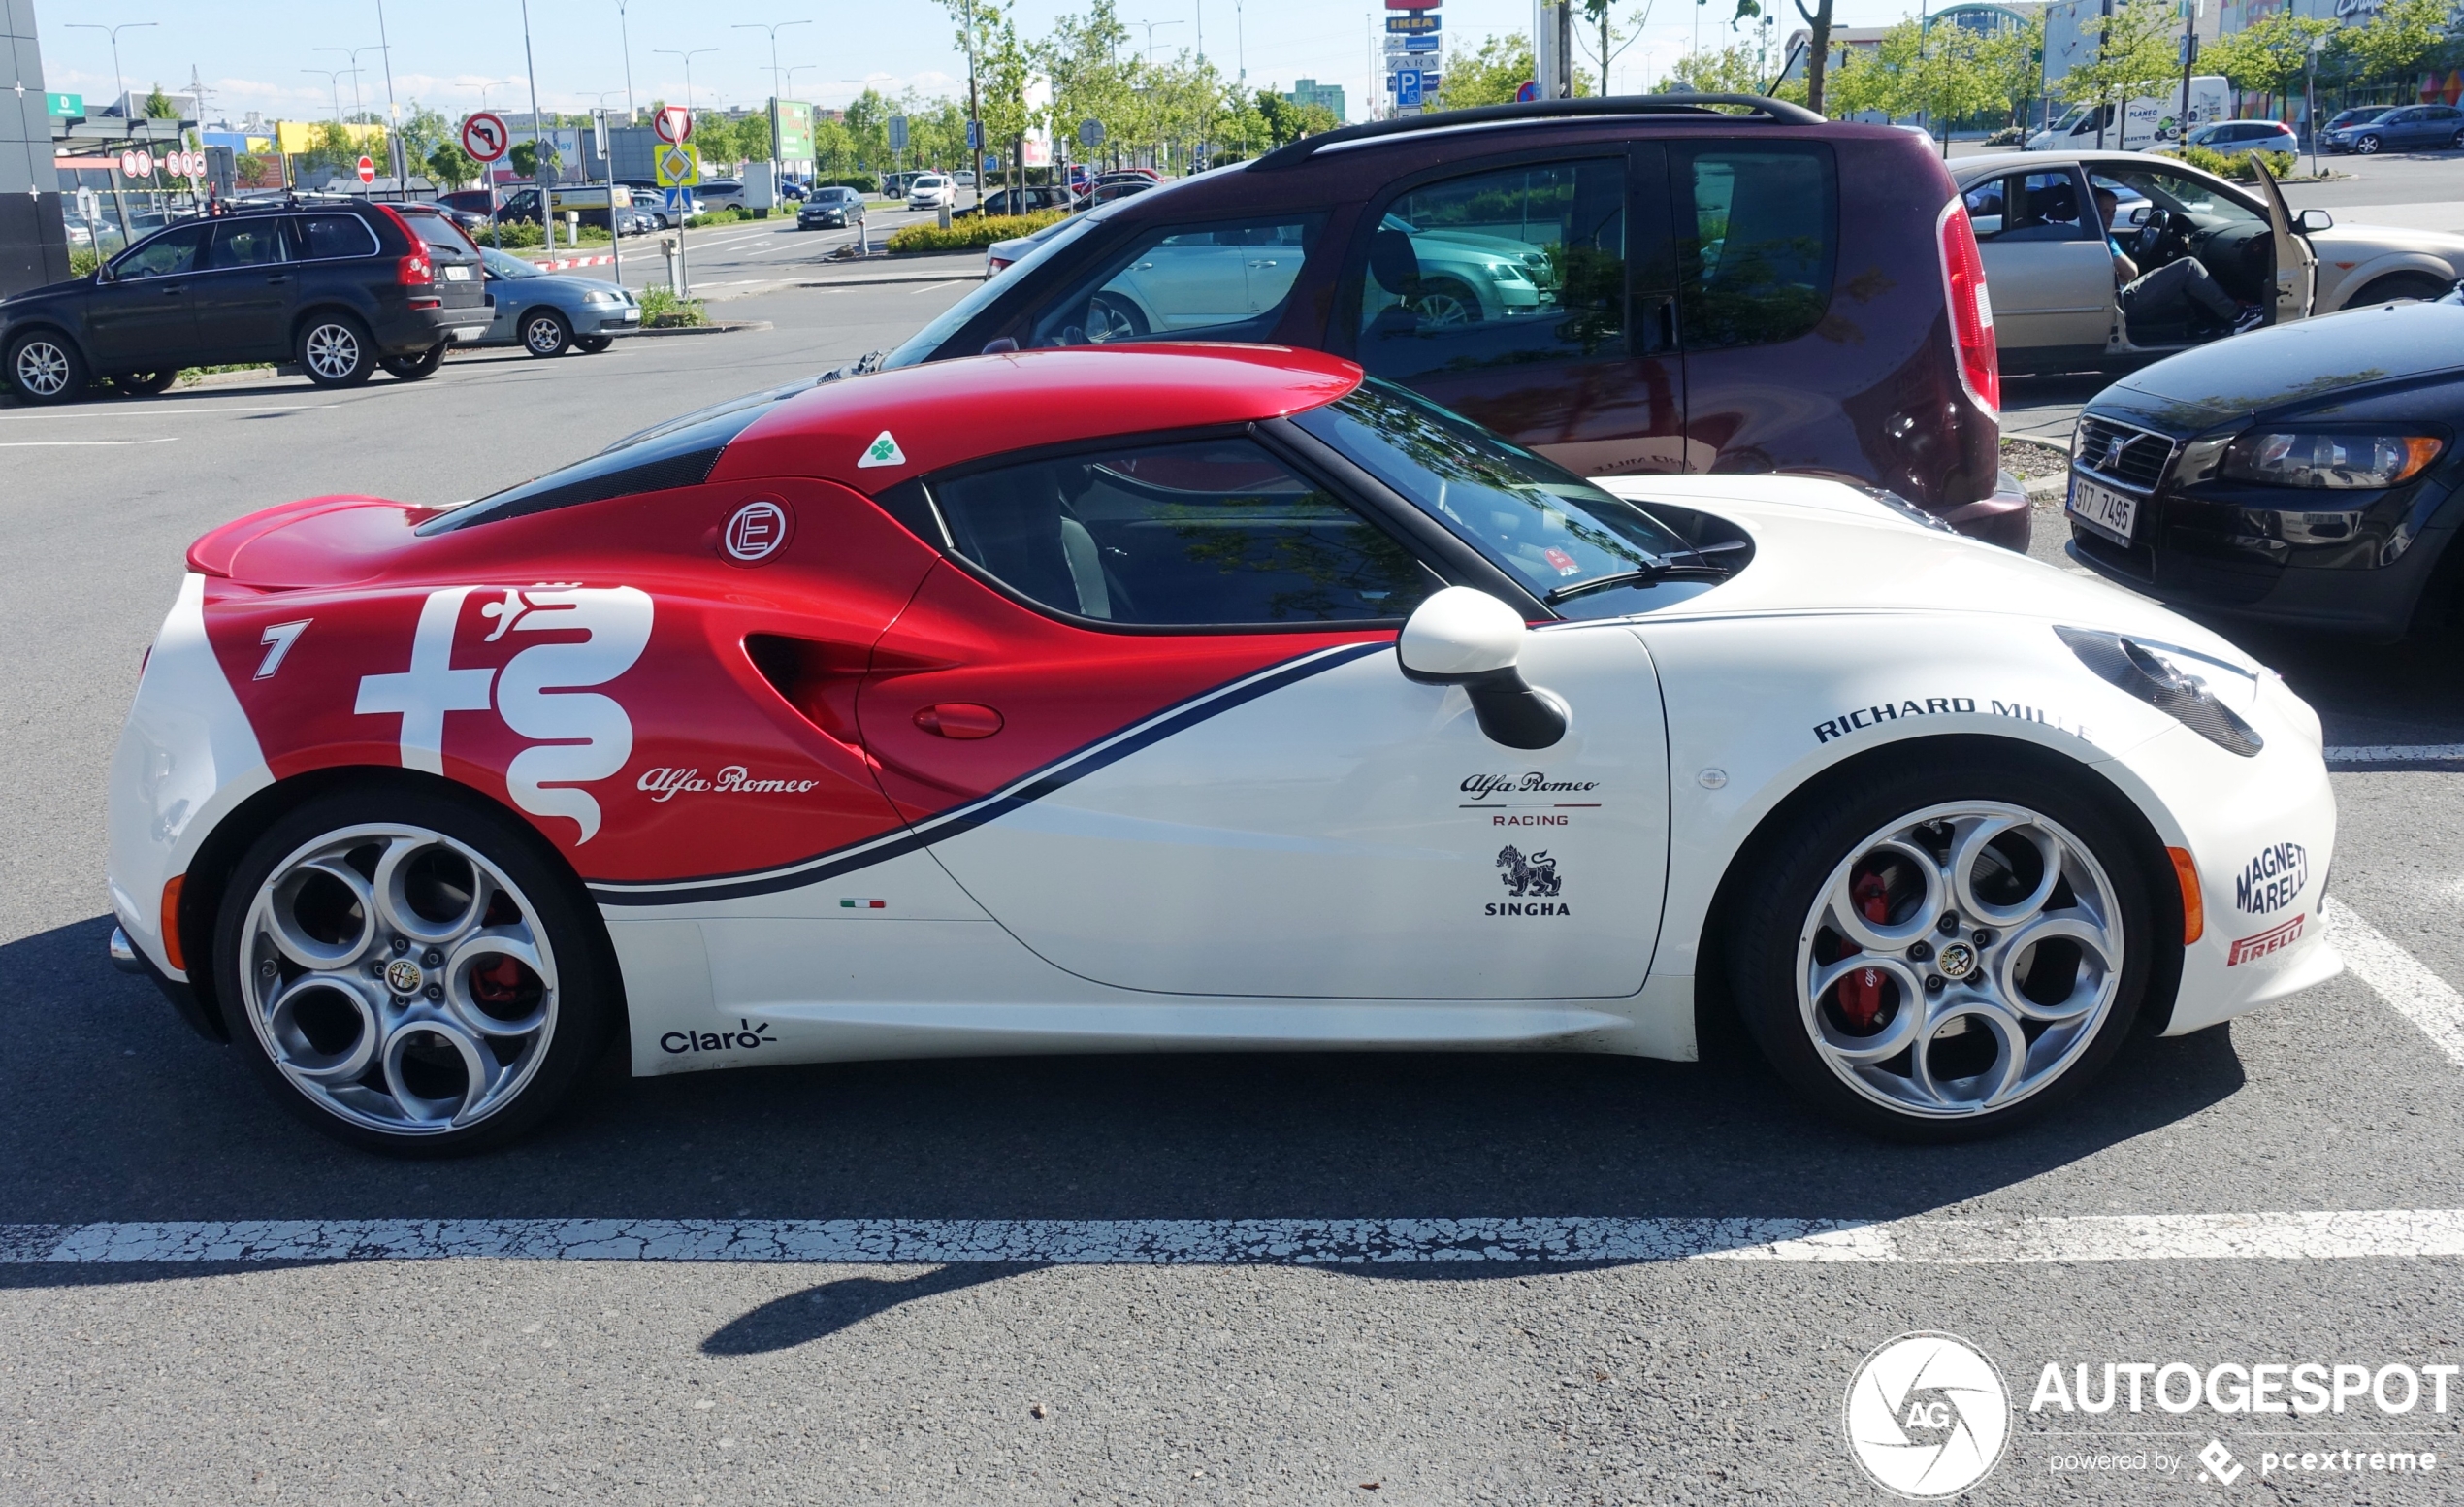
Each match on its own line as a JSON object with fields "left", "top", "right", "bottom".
{"left": 574, "top": 335, "right": 613, "bottom": 353}
{"left": 1721, "top": 748, "right": 2160, "bottom": 1142}
{"left": 2355, "top": 133, "right": 2383, "bottom": 155}
{"left": 297, "top": 312, "right": 376, "bottom": 387}
{"left": 1084, "top": 290, "right": 1150, "bottom": 344}
{"left": 111, "top": 369, "right": 178, "bottom": 396}
{"left": 2349, "top": 272, "right": 2455, "bottom": 308}
{"left": 6, "top": 329, "right": 88, "bottom": 404}
{"left": 520, "top": 308, "right": 572, "bottom": 357}
{"left": 379, "top": 341, "right": 448, "bottom": 380}
{"left": 211, "top": 782, "right": 622, "bottom": 1156}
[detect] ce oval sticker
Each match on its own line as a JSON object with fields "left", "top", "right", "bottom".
{"left": 721, "top": 499, "right": 793, "bottom": 565}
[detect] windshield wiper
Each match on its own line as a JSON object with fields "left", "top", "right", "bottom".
{"left": 1542, "top": 541, "right": 1744, "bottom": 605}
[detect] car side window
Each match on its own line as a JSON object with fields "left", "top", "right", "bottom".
{"left": 1024, "top": 213, "right": 1326, "bottom": 348}
{"left": 1348, "top": 158, "right": 1626, "bottom": 382}
{"left": 1674, "top": 145, "right": 1837, "bottom": 351}
{"left": 1961, "top": 179, "right": 2006, "bottom": 236}
{"left": 206, "top": 219, "right": 286, "bottom": 269}
{"left": 112, "top": 224, "right": 206, "bottom": 279}
{"left": 928, "top": 436, "right": 1443, "bottom": 626}
{"left": 289, "top": 213, "right": 378, "bottom": 261}
{"left": 1990, "top": 171, "right": 2088, "bottom": 243}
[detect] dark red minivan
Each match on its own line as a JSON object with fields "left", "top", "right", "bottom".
{"left": 869, "top": 96, "right": 2024, "bottom": 548}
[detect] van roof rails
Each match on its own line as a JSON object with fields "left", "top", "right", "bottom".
{"left": 1248, "top": 93, "right": 1825, "bottom": 171}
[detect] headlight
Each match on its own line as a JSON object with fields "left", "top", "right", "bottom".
{"left": 2056, "top": 627, "right": 2262, "bottom": 757}
{"left": 2222, "top": 430, "right": 2444, "bottom": 488}
{"left": 1483, "top": 261, "right": 1531, "bottom": 283}
{"left": 582, "top": 289, "right": 621, "bottom": 305}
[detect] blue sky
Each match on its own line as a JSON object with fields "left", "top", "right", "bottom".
{"left": 32, "top": 0, "right": 1920, "bottom": 127}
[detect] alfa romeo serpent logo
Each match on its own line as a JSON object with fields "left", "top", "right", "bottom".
{"left": 384, "top": 958, "right": 425, "bottom": 995}
{"left": 1844, "top": 1331, "right": 2010, "bottom": 1498}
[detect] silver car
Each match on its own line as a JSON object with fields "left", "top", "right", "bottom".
{"left": 1955, "top": 149, "right": 2464, "bottom": 374}
{"left": 476, "top": 247, "right": 641, "bottom": 356}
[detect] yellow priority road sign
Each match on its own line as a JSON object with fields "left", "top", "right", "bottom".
{"left": 655, "top": 144, "right": 701, "bottom": 188}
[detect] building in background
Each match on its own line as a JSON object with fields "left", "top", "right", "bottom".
{"left": 1284, "top": 78, "right": 1348, "bottom": 121}
{"left": 2, "top": 1, "right": 71, "bottom": 296}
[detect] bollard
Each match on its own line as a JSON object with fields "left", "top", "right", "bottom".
{"left": 661, "top": 236, "right": 679, "bottom": 295}
{"left": 938, "top": 202, "right": 952, "bottom": 232}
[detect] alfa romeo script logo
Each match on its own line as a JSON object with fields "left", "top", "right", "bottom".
{"left": 1844, "top": 1332, "right": 2010, "bottom": 1498}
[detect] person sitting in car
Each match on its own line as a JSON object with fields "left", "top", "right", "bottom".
{"left": 2093, "top": 187, "right": 2259, "bottom": 339}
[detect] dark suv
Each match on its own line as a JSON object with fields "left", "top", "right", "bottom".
{"left": 872, "top": 97, "right": 2023, "bottom": 546}
{"left": 0, "top": 200, "right": 489, "bottom": 404}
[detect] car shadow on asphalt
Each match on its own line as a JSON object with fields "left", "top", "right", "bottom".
{"left": 0, "top": 914, "right": 2248, "bottom": 1257}
{"left": 701, "top": 1263, "right": 1030, "bottom": 1353}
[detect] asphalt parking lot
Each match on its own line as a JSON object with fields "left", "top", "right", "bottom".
{"left": 5, "top": 278, "right": 2464, "bottom": 1504}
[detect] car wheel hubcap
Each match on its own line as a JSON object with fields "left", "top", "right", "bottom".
{"left": 1413, "top": 293, "right": 1473, "bottom": 327}
{"left": 241, "top": 824, "right": 558, "bottom": 1135}
{"left": 306, "top": 325, "right": 360, "bottom": 377}
{"left": 15, "top": 342, "right": 69, "bottom": 396}
{"left": 527, "top": 319, "right": 563, "bottom": 352}
{"left": 1796, "top": 802, "right": 2123, "bottom": 1120}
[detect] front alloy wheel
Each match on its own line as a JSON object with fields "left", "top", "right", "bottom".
{"left": 523, "top": 310, "right": 572, "bottom": 357}
{"left": 215, "top": 789, "right": 614, "bottom": 1154}
{"left": 1725, "top": 756, "right": 2156, "bottom": 1140}
{"left": 8, "top": 332, "right": 85, "bottom": 403}
{"left": 2356, "top": 133, "right": 2383, "bottom": 154}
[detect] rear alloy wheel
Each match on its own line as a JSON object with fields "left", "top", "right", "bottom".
{"left": 298, "top": 314, "right": 376, "bottom": 387}
{"left": 522, "top": 309, "right": 572, "bottom": 357}
{"left": 1410, "top": 278, "right": 1483, "bottom": 327}
{"left": 1726, "top": 759, "right": 2156, "bottom": 1140}
{"left": 2350, "top": 273, "right": 2454, "bottom": 308}
{"left": 2355, "top": 133, "right": 2383, "bottom": 154}
{"left": 112, "top": 370, "right": 178, "bottom": 396}
{"left": 574, "top": 335, "right": 613, "bottom": 354}
{"left": 1084, "top": 292, "right": 1149, "bottom": 344}
{"left": 7, "top": 331, "right": 86, "bottom": 404}
{"left": 380, "top": 341, "right": 448, "bottom": 380}
{"left": 213, "top": 788, "right": 617, "bottom": 1155}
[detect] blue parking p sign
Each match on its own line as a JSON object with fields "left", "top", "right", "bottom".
{"left": 1396, "top": 69, "right": 1424, "bottom": 108}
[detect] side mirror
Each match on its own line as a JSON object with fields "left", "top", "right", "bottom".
{"left": 2298, "top": 208, "right": 2334, "bottom": 233}
{"left": 1397, "top": 587, "right": 1567, "bottom": 750}
{"left": 2126, "top": 206, "right": 2152, "bottom": 226}
{"left": 92, "top": 261, "right": 114, "bottom": 283}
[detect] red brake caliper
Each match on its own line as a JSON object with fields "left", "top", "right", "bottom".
{"left": 1833, "top": 868, "right": 1893, "bottom": 1032}
{"left": 472, "top": 955, "right": 523, "bottom": 1005}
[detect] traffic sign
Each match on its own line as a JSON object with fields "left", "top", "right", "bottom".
{"left": 117, "top": 147, "right": 156, "bottom": 178}
{"left": 655, "top": 143, "right": 701, "bottom": 188}
{"left": 461, "top": 111, "right": 510, "bottom": 162}
{"left": 654, "top": 106, "right": 692, "bottom": 145}
{"left": 984, "top": 153, "right": 999, "bottom": 176}
{"left": 1078, "top": 117, "right": 1105, "bottom": 147}
{"left": 357, "top": 155, "right": 376, "bottom": 184}
{"left": 1516, "top": 79, "right": 1540, "bottom": 102}
{"left": 965, "top": 119, "right": 983, "bottom": 151}
{"left": 1395, "top": 69, "right": 1425, "bottom": 107}
{"left": 75, "top": 186, "right": 99, "bottom": 223}
{"left": 46, "top": 92, "right": 83, "bottom": 118}
{"left": 888, "top": 115, "right": 910, "bottom": 152}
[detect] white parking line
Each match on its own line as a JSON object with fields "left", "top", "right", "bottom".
{"left": 2325, "top": 896, "right": 2464, "bottom": 1068}
{"left": 2327, "top": 743, "right": 2464, "bottom": 765}
{"left": 0, "top": 437, "right": 180, "bottom": 447}
{"left": 7, "top": 1209, "right": 2464, "bottom": 1266}
{"left": 910, "top": 280, "right": 962, "bottom": 293}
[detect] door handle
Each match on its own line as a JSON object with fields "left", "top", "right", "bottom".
{"left": 162, "top": 284, "right": 187, "bottom": 296}
{"left": 266, "top": 274, "right": 291, "bottom": 284}
{"left": 1637, "top": 291, "right": 1678, "bottom": 353}
{"left": 913, "top": 704, "right": 1003, "bottom": 738}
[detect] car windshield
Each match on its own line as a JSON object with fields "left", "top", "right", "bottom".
{"left": 2090, "top": 167, "right": 2262, "bottom": 228}
{"left": 1291, "top": 379, "right": 1722, "bottom": 617}
{"left": 483, "top": 247, "right": 544, "bottom": 279}
{"left": 879, "top": 213, "right": 1103, "bottom": 369}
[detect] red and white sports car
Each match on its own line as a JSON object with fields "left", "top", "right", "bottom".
{"left": 108, "top": 346, "right": 2340, "bottom": 1153}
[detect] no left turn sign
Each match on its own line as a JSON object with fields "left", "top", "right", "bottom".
{"left": 460, "top": 111, "right": 509, "bottom": 163}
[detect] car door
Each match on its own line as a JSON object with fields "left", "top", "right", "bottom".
{"left": 1336, "top": 147, "right": 1685, "bottom": 478}
{"left": 190, "top": 217, "right": 294, "bottom": 362}
{"left": 85, "top": 223, "right": 207, "bottom": 371}
{"left": 855, "top": 432, "right": 1670, "bottom": 1000}
{"left": 1964, "top": 168, "right": 2111, "bottom": 366}
{"left": 2250, "top": 158, "right": 2318, "bottom": 324}
{"left": 1116, "top": 229, "right": 1254, "bottom": 330}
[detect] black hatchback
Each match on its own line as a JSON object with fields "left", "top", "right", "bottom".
{"left": 0, "top": 200, "right": 491, "bottom": 404}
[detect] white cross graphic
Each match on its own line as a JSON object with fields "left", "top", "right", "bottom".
{"left": 354, "top": 588, "right": 496, "bottom": 774}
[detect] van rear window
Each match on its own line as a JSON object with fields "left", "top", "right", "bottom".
{"left": 1674, "top": 145, "right": 1837, "bottom": 351}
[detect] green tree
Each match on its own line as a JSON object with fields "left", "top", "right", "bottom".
{"left": 2051, "top": 0, "right": 2181, "bottom": 129}
{"left": 1442, "top": 33, "right": 1539, "bottom": 108}
{"left": 1664, "top": 40, "right": 1777, "bottom": 97}
{"left": 2199, "top": 8, "right": 2337, "bottom": 104}
{"left": 145, "top": 84, "right": 178, "bottom": 119}
{"left": 1976, "top": 12, "right": 2047, "bottom": 127}
{"left": 426, "top": 140, "right": 478, "bottom": 190}
{"left": 2333, "top": 0, "right": 2456, "bottom": 83}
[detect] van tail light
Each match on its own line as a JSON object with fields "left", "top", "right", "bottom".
{"left": 1935, "top": 198, "right": 1999, "bottom": 417}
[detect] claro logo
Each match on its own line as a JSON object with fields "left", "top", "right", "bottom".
{"left": 662, "top": 1019, "right": 778, "bottom": 1054}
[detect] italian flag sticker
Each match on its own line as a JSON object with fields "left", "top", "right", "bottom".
{"left": 859, "top": 431, "right": 907, "bottom": 468}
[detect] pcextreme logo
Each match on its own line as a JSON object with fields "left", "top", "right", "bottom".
{"left": 1844, "top": 1332, "right": 2011, "bottom": 1498}
{"left": 355, "top": 585, "right": 653, "bottom": 843}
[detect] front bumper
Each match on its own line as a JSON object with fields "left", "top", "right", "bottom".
{"left": 572, "top": 301, "right": 643, "bottom": 335}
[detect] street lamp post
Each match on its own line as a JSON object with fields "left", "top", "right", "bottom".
{"left": 733, "top": 19, "right": 812, "bottom": 198}
{"left": 66, "top": 20, "right": 157, "bottom": 245}
{"left": 617, "top": 0, "right": 638, "bottom": 120}
{"left": 519, "top": 0, "right": 551, "bottom": 251}
{"left": 304, "top": 67, "right": 352, "bottom": 126}
{"left": 963, "top": 0, "right": 983, "bottom": 211}
{"left": 376, "top": 0, "right": 406, "bottom": 191}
